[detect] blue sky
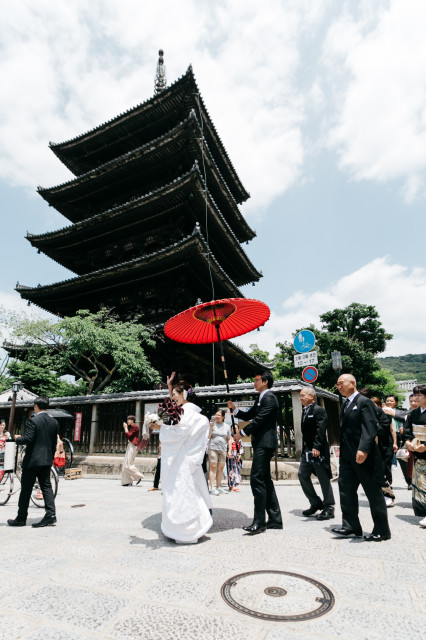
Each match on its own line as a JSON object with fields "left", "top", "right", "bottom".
{"left": 0, "top": 0, "right": 425, "bottom": 358}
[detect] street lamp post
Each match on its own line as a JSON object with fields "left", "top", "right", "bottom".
{"left": 331, "top": 351, "right": 342, "bottom": 379}
{"left": 8, "top": 379, "right": 23, "bottom": 433}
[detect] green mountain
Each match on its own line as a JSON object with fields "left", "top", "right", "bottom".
{"left": 376, "top": 353, "right": 426, "bottom": 384}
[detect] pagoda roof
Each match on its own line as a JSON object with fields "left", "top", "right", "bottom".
{"left": 17, "top": 226, "right": 242, "bottom": 317}
{"left": 28, "top": 166, "right": 261, "bottom": 286}
{"left": 49, "top": 66, "right": 249, "bottom": 204}
{"left": 38, "top": 112, "right": 254, "bottom": 241}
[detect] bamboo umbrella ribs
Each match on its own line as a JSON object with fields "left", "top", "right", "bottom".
{"left": 164, "top": 298, "right": 270, "bottom": 429}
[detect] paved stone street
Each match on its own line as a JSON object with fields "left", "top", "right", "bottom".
{"left": 0, "top": 466, "right": 424, "bottom": 640}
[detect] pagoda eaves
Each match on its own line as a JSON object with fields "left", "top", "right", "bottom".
{"left": 17, "top": 227, "right": 242, "bottom": 319}
{"left": 49, "top": 66, "right": 249, "bottom": 205}
{"left": 38, "top": 112, "right": 254, "bottom": 242}
{"left": 28, "top": 167, "right": 261, "bottom": 286}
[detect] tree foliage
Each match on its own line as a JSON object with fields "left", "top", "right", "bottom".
{"left": 251, "top": 303, "right": 397, "bottom": 393}
{"left": 320, "top": 303, "right": 393, "bottom": 355}
{"left": 247, "top": 343, "right": 272, "bottom": 365}
{"left": 2, "top": 308, "right": 160, "bottom": 395}
{"left": 377, "top": 353, "right": 426, "bottom": 384}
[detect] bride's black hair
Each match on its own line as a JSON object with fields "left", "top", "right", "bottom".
{"left": 173, "top": 381, "right": 200, "bottom": 405}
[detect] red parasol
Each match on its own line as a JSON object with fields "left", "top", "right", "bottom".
{"left": 164, "top": 298, "right": 270, "bottom": 432}
{"left": 164, "top": 298, "right": 270, "bottom": 344}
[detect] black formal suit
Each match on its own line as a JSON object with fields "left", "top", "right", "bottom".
{"left": 298, "top": 404, "right": 335, "bottom": 509}
{"left": 236, "top": 391, "right": 282, "bottom": 526}
{"left": 16, "top": 410, "right": 58, "bottom": 520}
{"left": 338, "top": 393, "right": 390, "bottom": 537}
{"left": 375, "top": 406, "right": 394, "bottom": 485}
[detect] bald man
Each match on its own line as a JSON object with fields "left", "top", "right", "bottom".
{"left": 333, "top": 374, "right": 390, "bottom": 541}
{"left": 298, "top": 387, "right": 335, "bottom": 520}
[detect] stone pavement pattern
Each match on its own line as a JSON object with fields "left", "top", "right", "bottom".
{"left": 0, "top": 466, "right": 424, "bottom": 640}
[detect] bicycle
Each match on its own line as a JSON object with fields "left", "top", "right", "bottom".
{"left": 61, "top": 437, "right": 74, "bottom": 469}
{"left": 0, "top": 444, "right": 59, "bottom": 508}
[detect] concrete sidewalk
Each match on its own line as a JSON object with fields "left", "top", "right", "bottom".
{"left": 0, "top": 466, "right": 424, "bottom": 640}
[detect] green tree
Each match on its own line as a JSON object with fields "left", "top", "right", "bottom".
{"left": 247, "top": 343, "right": 272, "bottom": 365}
{"left": 7, "top": 349, "right": 85, "bottom": 397}
{"left": 272, "top": 304, "right": 397, "bottom": 392}
{"left": 3, "top": 308, "right": 160, "bottom": 395}
{"left": 320, "top": 303, "right": 393, "bottom": 355}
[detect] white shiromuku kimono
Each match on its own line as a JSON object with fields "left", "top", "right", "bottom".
{"left": 160, "top": 402, "right": 213, "bottom": 543}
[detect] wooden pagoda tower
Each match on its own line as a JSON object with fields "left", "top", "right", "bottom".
{"left": 16, "top": 52, "right": 262, "bottom": 384}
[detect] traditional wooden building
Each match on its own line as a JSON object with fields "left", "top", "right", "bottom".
{"left": 0, "top": 380, "right": 340, "bottom": 463}
{"left": 16, "top": 54, "right": 263, "bottom": 383}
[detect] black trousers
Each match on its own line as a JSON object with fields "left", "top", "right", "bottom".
{"left": 298, "top": 456, "right": 335, "bottom": 509}
{"left": 250, "top": 447, "right": 282, "bottom": 525}
{"left": 153, "top": 458, "right": 161, "bottom": 488}
{"left": 383, "top": 446, "right": 394, "bottom": 485}
{"left": 18, "top": 465, "right": 56, "bottom": 520}
{"left": 397, "top": 458, "right": 411, "bottom": 486}
{"left": 338, "top": 455, "right": 390, "bottom": 537}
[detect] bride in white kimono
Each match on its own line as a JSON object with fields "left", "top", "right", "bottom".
{"left": 160, "top": 384, "right": 213, "bottom": 544}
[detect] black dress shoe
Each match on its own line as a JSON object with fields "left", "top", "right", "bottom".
{"left": 242, "top": 524, "right": 266, "bottom": 534}
{"left": 7, "top": 518, "right": 26, "bottom": 527}
{"left": 332, "top": 527, "right": 362, "bottom": 537}
{"left": 364, "top": 533, "right": 391, "bottom": 542}
{"left": 316, "top": 508, "right": 335, "bottom": 521}
{"left": 302, "top": 504, "right": 323, "bottom": 517}
{"left": 266, "top": 522, "right": 283, "bottom": 529}
{"left": 32, "top": 516, "right": 57, "bottom": 528}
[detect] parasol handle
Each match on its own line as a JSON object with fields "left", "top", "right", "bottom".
{"left": 215, "top": 325, "right": 237, "bottom": 435}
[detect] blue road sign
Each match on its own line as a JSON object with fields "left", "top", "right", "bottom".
{"left": 302, "top": 366, "right": 318, "bottom": 383}
{"left": 293, "top": 330, "right": 316, "bottom": 353}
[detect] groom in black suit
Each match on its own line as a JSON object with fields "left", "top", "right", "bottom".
{"left": 8, "top": 396, "right": 58, "bottom": 528}
{"left": 333, "top": 374, "right": 390, "bottom": 541}
{"left": 227, "top": 371, "right": 282, "bottom": 534}
{"left": 298, "top": 387, "right": 335, "bottom": 520}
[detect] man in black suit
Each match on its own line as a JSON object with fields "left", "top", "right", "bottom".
{"left": 332, "top": 374, "right": 390, "bottom": 541}
{"left": 8, "top": 396, "right": 58, "bottom": 528}
{"left": 298, "top": 387, "right": 335, "bottom": 520}
{"left": 227, "top": 370, "right": 282, "bottom": 534}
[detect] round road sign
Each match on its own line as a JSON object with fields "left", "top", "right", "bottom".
{"left": 293, "top": 330, "right": 316, "bottom": 353}
{"left": 302, "top": 366, "right": 318, "bottom": 383}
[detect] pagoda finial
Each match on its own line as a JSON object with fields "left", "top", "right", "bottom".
{"left": 154, "top": 49, "right": 167, "bottom": 95}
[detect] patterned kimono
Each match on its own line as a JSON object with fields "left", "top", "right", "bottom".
{"left": 227, "top": 439, "right": 243, "bottom": 489}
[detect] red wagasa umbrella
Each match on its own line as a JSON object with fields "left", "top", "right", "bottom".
{"left": 164, "top": 298, "right": 270, "bottom": 429}
{"left": 164, "top": 298, "right": 270, "bottom": 345}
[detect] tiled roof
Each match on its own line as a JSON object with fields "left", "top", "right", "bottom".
{"left": 17, "top": 226, "right": 242, "bottom": 313}
{"left": 0, "top": 379, "right": 339, "bottom": 408}
{"left": 28, "top": 165, "right": 261, "bottom": 286}
{"left": 49, "top": 66, "right": 249, "bottom": 204}
{"left": 38, "top": 112, "right": 255, "bottom": 240}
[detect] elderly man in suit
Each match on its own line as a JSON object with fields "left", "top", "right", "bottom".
{"left": 332, "top": 374, "right": 390, "bottom": 541}
{"left": 7, "top": 396, "right": 58, "bottom": 528}
{"left": 227, "top": 370, "right": 282, "bottom": 534}
{"left": 298, "top": 387, "right": 335, "bottom": 520}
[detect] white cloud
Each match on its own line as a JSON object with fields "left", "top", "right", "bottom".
{"left": 322, "top": 0, "right": 426, "bottom": 200}
{"left": 234, "top": 257, "right": 426, "bottom": 357}
{"left": 0, "top": 0, "right": 331, "bottom": 214}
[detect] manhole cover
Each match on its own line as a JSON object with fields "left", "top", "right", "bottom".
{"left": 71, "top": 504, "right": 86, "bottom": 508}
{"left": 221, "top": 570, "right": 334, "bottom": 622}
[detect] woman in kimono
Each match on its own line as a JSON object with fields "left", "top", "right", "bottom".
{"left": 404, "top": 384, "right": 426, "bottom": 526}
{"left": 159, "top": 383, "right": 213, "bottom": 543}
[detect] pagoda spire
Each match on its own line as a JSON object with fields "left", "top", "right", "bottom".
{"left": 154, "top": 49, "right": 167, "bottom": 95}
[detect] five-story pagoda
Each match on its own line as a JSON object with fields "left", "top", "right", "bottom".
{"left": 17, "top": 52, "right": 262, "bottom": 384}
